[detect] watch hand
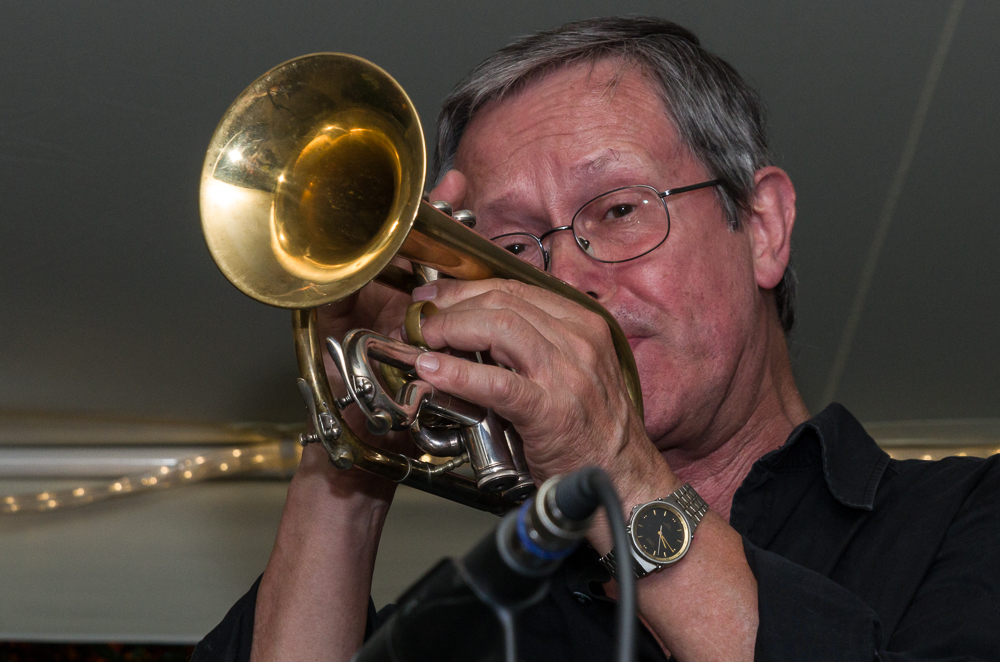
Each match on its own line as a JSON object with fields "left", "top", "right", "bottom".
{"left": 658, "top": 530, "right": 676, "bottom": 554}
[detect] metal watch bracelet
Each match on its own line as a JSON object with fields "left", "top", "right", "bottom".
{"left": 672, "top": 482, "right": 709, "bottom": 527}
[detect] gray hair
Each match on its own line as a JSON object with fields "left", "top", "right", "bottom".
{"left": 433, "top": 16, "right": 797, "bottom": 333}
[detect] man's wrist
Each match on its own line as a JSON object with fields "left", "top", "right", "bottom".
{"left": 612, "top": 451, "right": 683, "bottom": 522}
{"left": 290, "top": 445, "right": 396, "bottom": 512}
{"left": 589, "top": 447, "right": 681, "bottom": 555}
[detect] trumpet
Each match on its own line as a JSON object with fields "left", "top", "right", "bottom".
{"left": 199, "top": 53, "right": 642, "bottom": 513}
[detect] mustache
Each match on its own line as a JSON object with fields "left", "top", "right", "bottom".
{"left": 602, "top": 303, "right": 659, "bottom": 338}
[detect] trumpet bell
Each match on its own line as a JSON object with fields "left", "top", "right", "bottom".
{"left": 200, "top": 54, "right": 427, "bottom": 308}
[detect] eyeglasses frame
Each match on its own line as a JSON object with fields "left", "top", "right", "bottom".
{"left": 490, "top": 179, "right": 723, "bottom": 271}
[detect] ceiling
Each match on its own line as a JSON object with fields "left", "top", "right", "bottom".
{"left": 2, "top": 0, "right": 997, "bottom": 427}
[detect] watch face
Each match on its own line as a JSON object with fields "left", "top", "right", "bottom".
{"left": 631, "top": 501, "right": 690, "bottom": 564}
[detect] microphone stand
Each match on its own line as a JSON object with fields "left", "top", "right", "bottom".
{"left": 354, "top": 467, "right": 635, "bottom": 662}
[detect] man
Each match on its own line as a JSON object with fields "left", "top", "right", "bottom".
{"left": 196, "top": 17, "right": 999, "bottom": 661}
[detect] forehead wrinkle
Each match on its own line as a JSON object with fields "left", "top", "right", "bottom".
{"left": 457, "top": 61, "right": 700, "bottom": 230}
{"left": 569, "top": 148, "right": 649, "bottom": 180}
{"left": 464, "top": 131, "right": 573, "bottom": 210}
{"left": 458, "top": 105, "right": 585, "bottom": 181}
{"left": 458, "top": 65, "right": 663, "bottom": 179}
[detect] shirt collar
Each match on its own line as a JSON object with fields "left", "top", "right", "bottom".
{"left": 763, "top": 403, "right": 890, "bottom": 510}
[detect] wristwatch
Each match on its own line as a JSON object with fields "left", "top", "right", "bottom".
{"left": 599, "top": 483, "right": 709, "bottom": 580}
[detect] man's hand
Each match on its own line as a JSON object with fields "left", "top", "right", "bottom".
{"left": 410, "top": 172, "right": 679, "bottom": 547}
{"left": 315, "top": 270, "right": 411, "bottom": 350}
{"left": 411, "top": 277, "right": 654, "bottom": 481}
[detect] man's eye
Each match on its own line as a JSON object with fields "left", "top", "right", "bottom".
{"left": 605, "top": 204, "right": 637, "bottom": 220}
{"left": 505, "top": 243, "right": 529, "bottom": 255}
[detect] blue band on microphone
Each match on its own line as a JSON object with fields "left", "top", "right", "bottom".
{"left": 517, "top": 499, "right": 577, "bottom": 561}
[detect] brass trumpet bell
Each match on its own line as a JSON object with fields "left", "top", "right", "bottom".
{"left": 200, "top": 54, "right": 426, "bottom": 308}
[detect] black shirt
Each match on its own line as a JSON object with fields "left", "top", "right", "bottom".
{"left": 194, "top": 404, "right": 1000, "bottom": 660}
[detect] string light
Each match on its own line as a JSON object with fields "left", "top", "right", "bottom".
{"left": 877, "top": 445, "right": 999, "bottom": 462}
{"left": 0, "top": 442, "right": 299, "bottom": 515}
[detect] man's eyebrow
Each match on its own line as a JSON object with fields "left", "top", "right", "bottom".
{"left": 475, "top": 193, "right": 520, "bottom": 219}
{"left": 570, "top": 149, "right": 642, "bottom": 178}
{"left": 571, "top": 150, "right": 618, "bottom": 177}
{"left": 474, "top": 192, "right": 553, "bottom": 234}
{"left": 475, "top": 151, "right": 643, "bottom": 219}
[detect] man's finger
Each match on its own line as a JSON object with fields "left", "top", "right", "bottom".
{"left": 416, "top": 306, "right": 558, "bottom": 377}
{"left": 427, "top": 169, "right": 468, "bottom": 210}
{"left": 413, "top": 277, "right": 588, "bottom": 321}
{"left": 414, "top": 351, "right": 542, "bottom": 426}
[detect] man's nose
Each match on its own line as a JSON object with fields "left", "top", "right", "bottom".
{"left": 545, "top": 232, "right": 609, "bottom": 301}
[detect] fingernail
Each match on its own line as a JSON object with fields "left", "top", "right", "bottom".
{"left": 416, "top": 353, "right": 439, "bottom": 372}
{"left": 412, "top": 285, "right": 437, "bottom": 301}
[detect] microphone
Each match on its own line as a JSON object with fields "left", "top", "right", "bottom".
{"left": 354, "top": 468, "right": 616, "bottom": 662}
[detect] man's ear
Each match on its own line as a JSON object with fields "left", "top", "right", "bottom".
{"left": 746, "top": 166, "right": 796, "bottom": 290}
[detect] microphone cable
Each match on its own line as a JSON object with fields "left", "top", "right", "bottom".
{"left": 539, "top": 467, "right": 635, "bottom": 662}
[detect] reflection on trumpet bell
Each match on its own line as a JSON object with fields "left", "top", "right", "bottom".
{"left": 271, "top": 116, "right": 404, "bottom": 284}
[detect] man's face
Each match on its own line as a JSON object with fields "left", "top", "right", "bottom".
{"left": 453, "top": 60, "right": 768, "bottom": 452}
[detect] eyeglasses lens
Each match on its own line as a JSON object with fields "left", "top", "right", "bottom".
{"left": 573, "top": 186, "right": 669, "bottom": 262}
{"left": 494, "top": 233, "right": 546, "bottom": 270}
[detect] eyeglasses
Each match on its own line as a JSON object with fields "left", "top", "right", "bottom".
{"left": 491, "top": 179, "right": 722, "bottom": 271}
